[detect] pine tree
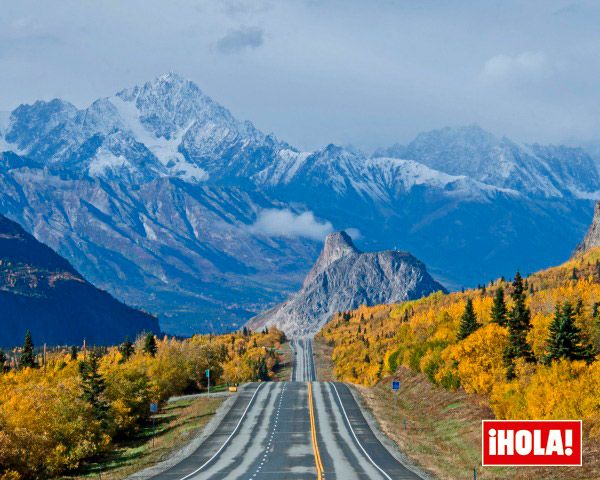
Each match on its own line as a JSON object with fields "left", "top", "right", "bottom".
{"left": 0, "top": 349, "right": 6, "bottom": 373}
{"left": 593, "top": 302, "right": 600, "bottom": 320}
{"left": 70, "top": 345, "right": 79, "bottom": 361}
{"left": 256, "top": 358, "right": 269, "bottom": 381}
{"left": 20, "top": 330, "right": 37, "bottom": 369}
{"left": 490, "top": 287, "right": 508, "bottom": 327}
{"left": 504, "top": 272, "right": 535, "bottom": 379}
{"left": 144, "top": 333, "right": 158, "bottom": 357}
{"left": 78, "top": 350, "right": 108, "bottom": 422}
{"left": 544, "top": 302, "right": 593, "bottom": 364}
{"left": 120, "top": 336, "right": 134, "bottom": 361}
{"left": 457, "top": 299, "right": 481, "bottom": 341}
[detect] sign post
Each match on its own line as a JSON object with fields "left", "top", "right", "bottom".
{"left": 392, "top": 380, "right": 400, "bottom": 392}
{"left": 206, "top": 369, "right": 210, "bottom": 398}
{"left": 150, "top": 402, "right": 158, "bottom": 447}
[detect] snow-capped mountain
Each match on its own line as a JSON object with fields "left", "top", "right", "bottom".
{"left": 3, "top": 73, "right": 284, "bottom": 184}
{"left": 375, "top": 125, "right": 600, "bottom": 199}
{"left": 0, "top": 74, "right": 596, "bottom": 334}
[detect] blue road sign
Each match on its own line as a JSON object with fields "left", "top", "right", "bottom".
{"left": 150, "top": 402, "right": 159, "bottom": 413}
{"left": 392, "top": 381, "right": 400, "bottom": 391}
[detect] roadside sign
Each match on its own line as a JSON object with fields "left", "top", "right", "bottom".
{"left": 205, "top": 369, "right": 210, "bottom": 378}
{"left": 150, "top": 402, "right": 158, "bottom": 413}
{"left": 392, "top": 381, "right": 400, "bottom": 391}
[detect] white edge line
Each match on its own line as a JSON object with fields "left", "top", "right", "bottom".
{"left": 331, "top": 382, "right": 395, "bottom": 480}
{"left": 178, "top": 382, "right": 265, "bottom": 480}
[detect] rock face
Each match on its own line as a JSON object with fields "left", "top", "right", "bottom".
{"left": 0, "top": 214, "right": 160, "bottom": 347}
{"left": 575, "top": 201, "right": 600, "bottom": 255}
{"left": 247, "top": 232, "right": 446, "bottom": 336}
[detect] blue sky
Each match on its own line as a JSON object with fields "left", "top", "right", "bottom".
{"left": 1, "top": 0, "right": 599, "bottom": 151}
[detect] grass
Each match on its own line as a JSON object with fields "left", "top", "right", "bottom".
{"left": 355, "top": 367, "right": 600, "bottom": 480}
{"left": 313, "top": 337, "right": 335, "bottom": 381}
{"left": 61, "top": 396, "right": 226, "bottom": 480}
{"left": 273, "top": 341, "right": 293, "bottom": 381}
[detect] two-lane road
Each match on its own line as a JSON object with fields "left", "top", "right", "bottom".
{"left": 149, "top": 338, "right": 422, "bottom": 479}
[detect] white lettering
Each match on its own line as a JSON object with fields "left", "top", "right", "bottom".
{"left": 497, "top": 430, "right": 514, "bottom": 456}
{"left": 533, "top": 429, "right": 545, "bottom": 455}
{"left": 546, "top": 430, "right": 564, "bottom": 455}
{"left": 488, "top": 428, "right": 497, "bottom": 455}
{"left": 515, "top": 430, "right": 532, "bottom": 455}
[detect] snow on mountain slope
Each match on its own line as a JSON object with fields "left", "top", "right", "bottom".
{"left": 377, "top": 125, "right": 600, "bottom": 199}
{"left": 3, "top": 73, "right": 281, "bottom": 184}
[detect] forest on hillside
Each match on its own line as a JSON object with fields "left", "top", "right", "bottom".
{"left": 318, "top": 248, "right": 600, "bottom": 439}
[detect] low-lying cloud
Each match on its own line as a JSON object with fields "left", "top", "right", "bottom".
{"left": 249, "top": 208, "right": 333, "bottom": 241}
{"left": 481, "top": 51, "right": 547, "bottom": 80}
{"left": 214, "top": 26, "right": 264, "bottom": 54}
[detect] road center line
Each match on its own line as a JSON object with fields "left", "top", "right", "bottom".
{"left": 308, "top": 382, "right": 325, "bottom": 479}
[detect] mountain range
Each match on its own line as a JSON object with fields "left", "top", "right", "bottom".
{"left": 0, "top": 73, "right": 597, "bottom": 335}
{"left": 248, "top": 231, "right": 444, "bottom": 336}
{"left": 0, "top": 214, "right": 159, "bottom": 346}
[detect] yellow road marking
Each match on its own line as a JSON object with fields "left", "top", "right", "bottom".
{"left": 308, "top": 382, "right": 325, "bottom": 479}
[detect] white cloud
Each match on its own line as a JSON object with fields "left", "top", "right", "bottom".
{"left": 248, "top": 208, "right": 333, "bottom": 240}
{"left": 345, "top": 227, "right": 362, "bottom": 240}
{"left": 481, "top": 51, "right": 547, "bottom": 80}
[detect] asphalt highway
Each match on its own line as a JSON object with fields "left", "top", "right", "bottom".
{"left": 151, "top": 338, "right": 423, "bottom": 479}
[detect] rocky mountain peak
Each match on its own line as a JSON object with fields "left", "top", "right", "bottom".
{"left": 575, "top": 201, "right": 600, "bottom": 255}
{"left": 303, "top": 231, "right": 360, "bottom": 287}
{"left": 322, "top": 231, "right": 359, "bottom": 260}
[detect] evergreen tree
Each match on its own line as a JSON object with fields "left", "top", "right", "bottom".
{"left": 78, "top": 351, "right": 108, "bottom": 422}
{"left": 490, "top": 287, "right": 508, "bottom": 327}
{"left": 144, "top": 333, "right": 158, "bottom": 357}
{"left": 544, "top": 302, "right": 594, "bottom": 364}
{"left": 256, "top": 357, "right": 269, "bottom": 381}
{"left": 20, "top": 330, "right": 37, "bottom": 369}
{"left": 457, "top": 299, "right": 481, "bottom": 340}
{"left": 593, "top": 302, "right": 600, "bottom": 320}
{"left": 70, "top": 345, "right": 79, "bottom": 361}
{"left": 0, "top": 349, "right": 6, "bottom": 373}
{"left": 120, "top": 336, "right": 134, "bottom": 361}
{"left": 504, "top": 272, "right": 535, "bottom": 379}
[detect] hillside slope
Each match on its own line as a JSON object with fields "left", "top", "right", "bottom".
{"left": 0, "top": 214, "right": 159, "bottom": 346}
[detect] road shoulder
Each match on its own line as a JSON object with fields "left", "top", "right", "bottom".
{"left": 126, "top": 385, "right": 252, "bottom": 480}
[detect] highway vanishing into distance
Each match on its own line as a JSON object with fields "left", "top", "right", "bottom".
{"left": 151, "top": 338, "right": 422, "bottom": 479}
